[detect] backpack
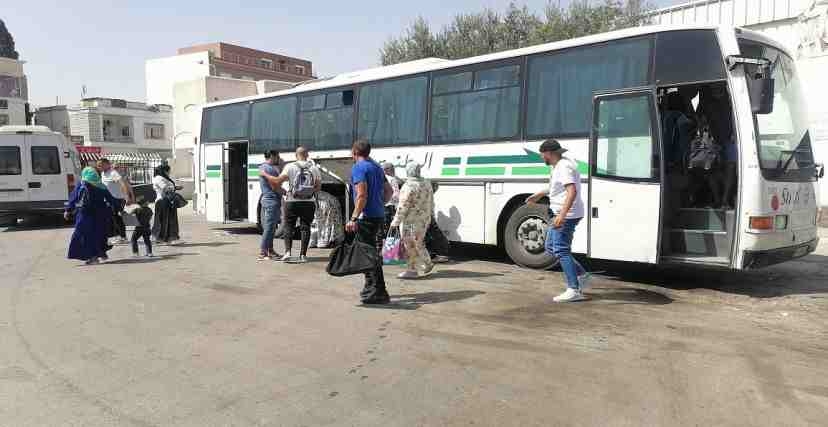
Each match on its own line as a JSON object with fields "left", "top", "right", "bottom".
{"left": 291, "top": 163, "right": 317, "bottom": 199}
{"left": 687, "top": 121, "right": 721, "bottom": 171}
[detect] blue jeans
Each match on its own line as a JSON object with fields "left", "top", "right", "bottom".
{"left": 545, "top": 216, "right": 586, "bottom": 290}
{"left": 260, "top": 197, "right": 281, "bottom": 254}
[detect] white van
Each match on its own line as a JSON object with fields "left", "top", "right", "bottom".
{"left": 0, "top": 125, "right": 80, "bottom": 225}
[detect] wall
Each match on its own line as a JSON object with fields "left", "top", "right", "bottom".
{"left": 34, "top": 107, "right": 70, "bottom": 135}
{"left": 0, "top": 97, "right": 26, "bottom": 126}
{"left": 145, "top": 51, "right": 211, "bottom": 106}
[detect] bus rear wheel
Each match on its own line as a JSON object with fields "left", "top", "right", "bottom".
{"left": 503, "top": 203, "right": 558, "bottom": 269}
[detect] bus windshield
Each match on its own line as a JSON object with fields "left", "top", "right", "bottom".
{"left": 739, "top": 40, "right": 816, "bottom": 182}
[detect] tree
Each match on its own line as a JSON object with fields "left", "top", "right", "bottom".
{"left": 0, "top": 19, "right": 20, "bottom": 60}
{"left": 380, "top": 1, "right": 650, "bottom": 65}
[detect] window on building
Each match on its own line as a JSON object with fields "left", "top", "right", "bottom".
{"left": 121, "top": 126, "right": 131, "bottom": 137}
{"left": 144, "top": 123, "right": 165, "bottom": 140}
{"left": 259, "top": 58, "right": 273, "bottom": 69}
{"left": 203, "top": 103, "right": 250, "bottom": 142}
{"left": 251, "top": 96, "right": 297, "bottom": 153}
{"left": 295, "top": 65, "right": 305, "bottom": 75}
{"left": 279, "top": 61, "right": 287, "bottom": 71}
{"left": 0, "top": 99, "right": 7, "bottom": 109}
{"left": 298, "top": 90, "right": 354, "bottom": 150}
{"left": 31, "top": 146, "right": 61, "bottom": 175}
{"left": 0, "top": 114, "right": 8, "bottom": 126}
{"left": 430, "top": 63, "right": 521, "bottom": 143}
{"left": 358, "top": 75, "right": 428, "bottom": 146}
{"left": 0, "top": 146, "right": 21, "bottom": 175}
{"left": 526, "top": 37, "right": 651, "bottom": 137}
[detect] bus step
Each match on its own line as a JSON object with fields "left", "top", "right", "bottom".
{"left": 666, "top": 228, "right": 732, "bottom": 258}
{"left": 671, "top": 208, "right": 734, "bottom": 232}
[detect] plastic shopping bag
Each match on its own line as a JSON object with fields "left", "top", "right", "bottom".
{"left": 382, "top": 228, "right": 406, "bottom": 265}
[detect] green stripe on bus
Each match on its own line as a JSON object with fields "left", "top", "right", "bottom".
{"left": 443, "top": 157, "right": 461, "bottom": 165}
{"left": 248, "top": 170, "right": 259, "bottom": 177}
{"left": 512, "top": 166, "right": 551, "bottom": 175}
{"left": 206, "top": 165, "right": 221, "bottom": 171}
{"left": 467, "top": 149, "right": 544, "bottom": 165}
{"left": 466, "top": 166, "right": 505, "bottom": 176}
{"left": 206, "top": 171, "right": 221, "bottom": 178}
{"left": 441, "top": 167, "right": 460, "bottom": 176}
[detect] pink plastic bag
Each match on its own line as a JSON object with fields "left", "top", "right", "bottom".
{"left": 382, "top": 228, "right": 406, "bottom": 265}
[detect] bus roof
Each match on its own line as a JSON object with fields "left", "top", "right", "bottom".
{"left": 205, "top": 24, "right": 730, "bottom": 109}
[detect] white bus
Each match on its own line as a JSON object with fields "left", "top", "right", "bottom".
{"left": 197, "top": 25, "right": 822, "bottom": 270}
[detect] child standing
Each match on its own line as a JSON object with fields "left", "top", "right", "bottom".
{"left": 128, "top": 197, "right": 154, "bottom": 257}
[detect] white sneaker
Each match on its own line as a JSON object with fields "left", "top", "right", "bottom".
{"left": 280, "top": 252, "right": 292, "bottom": 262}
{"left": 397, "top": 270, "right": 419, "bottom": 279}
{"left": 420, "top": 264, "right": 435, "bottom": 278}
{"left": 553, "top": 288, "right": 587, "bottom": 303}
{"left": 297, "top": 255, "right": 308, "bottom": 263}
{"left": 578, "top": 272, "right": 593, "bottom": 290}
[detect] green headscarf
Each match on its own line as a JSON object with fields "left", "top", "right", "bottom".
{"left": 81, "top": 166, "right": 104, "bottom": 189}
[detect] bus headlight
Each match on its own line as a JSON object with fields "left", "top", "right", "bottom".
{"left": 774, "top": 215, "right": 788, "bottom": 230}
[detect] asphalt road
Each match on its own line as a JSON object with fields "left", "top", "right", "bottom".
{"left": 1, "top": 212, "right": 827, "bottom": 426}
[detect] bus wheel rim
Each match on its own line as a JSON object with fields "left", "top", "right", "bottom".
{"left": 516, "top": 216, "right": 547, "bottom": 255}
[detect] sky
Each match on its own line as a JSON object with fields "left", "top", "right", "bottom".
{"left": 3, "top": 0, "right": 680, "bottom": 107}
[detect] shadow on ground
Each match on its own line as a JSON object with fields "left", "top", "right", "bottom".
{"left": 361, "top": 290, "right": 486, "bottom": 310}
{"left": 2, "top": 215, "right": 72, "bottom": 232}
{"left": 588, "top": 254, "right": 828, "bottom": 298}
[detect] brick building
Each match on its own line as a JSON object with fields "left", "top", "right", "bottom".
{"left": 177, "top": 42, "right": 313, "bottom": 82}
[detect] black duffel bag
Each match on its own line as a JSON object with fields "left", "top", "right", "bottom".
{"left": 326, "top": 233, "right": 380, "bottom": 277}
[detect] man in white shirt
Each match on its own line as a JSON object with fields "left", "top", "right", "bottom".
{"left": 526, "top": 140, "right": 590, "bottom": 302}
{"left": 98, "top": 158, "right": 134, "bottom": 244}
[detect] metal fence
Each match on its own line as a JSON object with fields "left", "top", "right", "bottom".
{"left": 78, "top": 151, "right": 165, "bottom": 185}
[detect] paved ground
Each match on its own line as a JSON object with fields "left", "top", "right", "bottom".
{"left": 1, "top": 211, "right": 827, "bottom": 427}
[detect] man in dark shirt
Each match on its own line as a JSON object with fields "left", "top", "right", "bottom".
{"left": 257, "top": 150, "right": 283, "bottom": 260}
{"left": 346, "top": 139, "right": 393, "bottom": 305}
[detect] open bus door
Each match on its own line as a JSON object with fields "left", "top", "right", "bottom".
{"left": 203, "top": 143, "right": 226, "bottom": 222}
{"left": 588, "top": 89, "right": 663, "bottom": 263}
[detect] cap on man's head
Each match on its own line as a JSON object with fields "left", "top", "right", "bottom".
{"left": 539, "top": 139, "right": 567, "bottom": 155}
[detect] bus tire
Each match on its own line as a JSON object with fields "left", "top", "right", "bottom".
{"left": 0, "top": 214, "right": 17, "bottom": 227}
{"left": 503, "top": 203, "right": 558, "bottom": 269}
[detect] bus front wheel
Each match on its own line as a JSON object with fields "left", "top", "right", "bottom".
{"left": 503, "top": 203, "right": 559, "bottom": 269}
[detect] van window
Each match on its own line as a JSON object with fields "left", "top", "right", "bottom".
{"left": 31, "top": 146, "right": 61, "bottom": 175}
{"left": 0, "top": 146, "right": 21, "bottom": 175}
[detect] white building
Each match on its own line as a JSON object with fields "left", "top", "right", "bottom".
{"left": 645, "top": 0, "right": 828, "bottom": 205}
{"left": 35, "top": 98, "right": 172, "bottom": 153}
{"left": 0, "top": 57, "right": 27, "bottom": 127}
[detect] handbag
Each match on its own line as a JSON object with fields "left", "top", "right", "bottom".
{"left": 166, "top": 191, "right": 188, "bottom": 209}
{"left": 382, "top": 227, "right": 406, "bottom": 265}
{"left": 326, "top": 233, "right": 380, "bottom": 277}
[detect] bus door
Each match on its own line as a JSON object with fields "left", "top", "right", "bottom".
{"left": 588, "top": 89, "right": 663, "bottom": 263}
{"left": 203, "top": 142, "right": 226, "bottom": 222}
{"left": 226, "top": 141, "right": 248, "bottom": 221}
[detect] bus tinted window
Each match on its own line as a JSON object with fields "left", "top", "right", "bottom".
{"left": 0, "top": 146, "right": 21, "bottom": 175}
{"left": 358, "top": 76, "right": 428, "bottom": 146}
{"left": 433, "top": 72, "right": 472, "bottom": 94}
{"left": 203, "top": 103, "right": 249, "bottom": 142}
{"left": 595, "top": 94, "right": 656, "bottom": 179}
{"left": 655, "top": 30, "right": 725, "bottom": 85}
{"left": 251, "top": 97, "right": 297, "bottom": 154}
{"left": 299, "top": 90, "right": 354, "bottom": 150}
{"left": 527, "top": 38, "right": 651, "bottom": 137}
{"left": 431, "top": 64, "right": 521, "bottom": 143}
{"left": 31, "top": 146, "right": 61, "bottom": 175}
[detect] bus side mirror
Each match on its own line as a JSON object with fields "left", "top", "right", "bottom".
{"left": 748, "top": 75, "right": 774, "bottom": 114}
{"left": 817, "top": 163, "right": 825, "bottom": 179}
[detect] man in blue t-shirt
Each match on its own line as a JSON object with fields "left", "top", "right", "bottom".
{"left": 346, "top": 139, "right": 393, "bottom": 305}
{"left": 257, "top": 150, "right": 283, "bottom": 260}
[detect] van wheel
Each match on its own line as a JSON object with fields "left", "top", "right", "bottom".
{"left": 503, "top": 204, "right": 558, "bottom": 269}
{"left": 0, "top": 215, "right": 17, "bottom": 227}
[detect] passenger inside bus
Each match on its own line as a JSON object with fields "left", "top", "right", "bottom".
{"left": 660, "top": 82, "right": 737, "bottom": 211}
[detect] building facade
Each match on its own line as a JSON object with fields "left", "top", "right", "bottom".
{"left": 145, "top": 42, "right": 314, "bottom": 106}
{"left": 0, "top": 57, "right": 27, "bottom": 127}
{"left": 35, "top": 98, "right": 172, "bottom": 154}
{"left": 645, "top": 0, "right": 828, "bottom": 206}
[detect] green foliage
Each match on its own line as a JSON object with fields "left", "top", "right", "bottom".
{"left": 380, "top": 1, "right": 650, "bottom": 66}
